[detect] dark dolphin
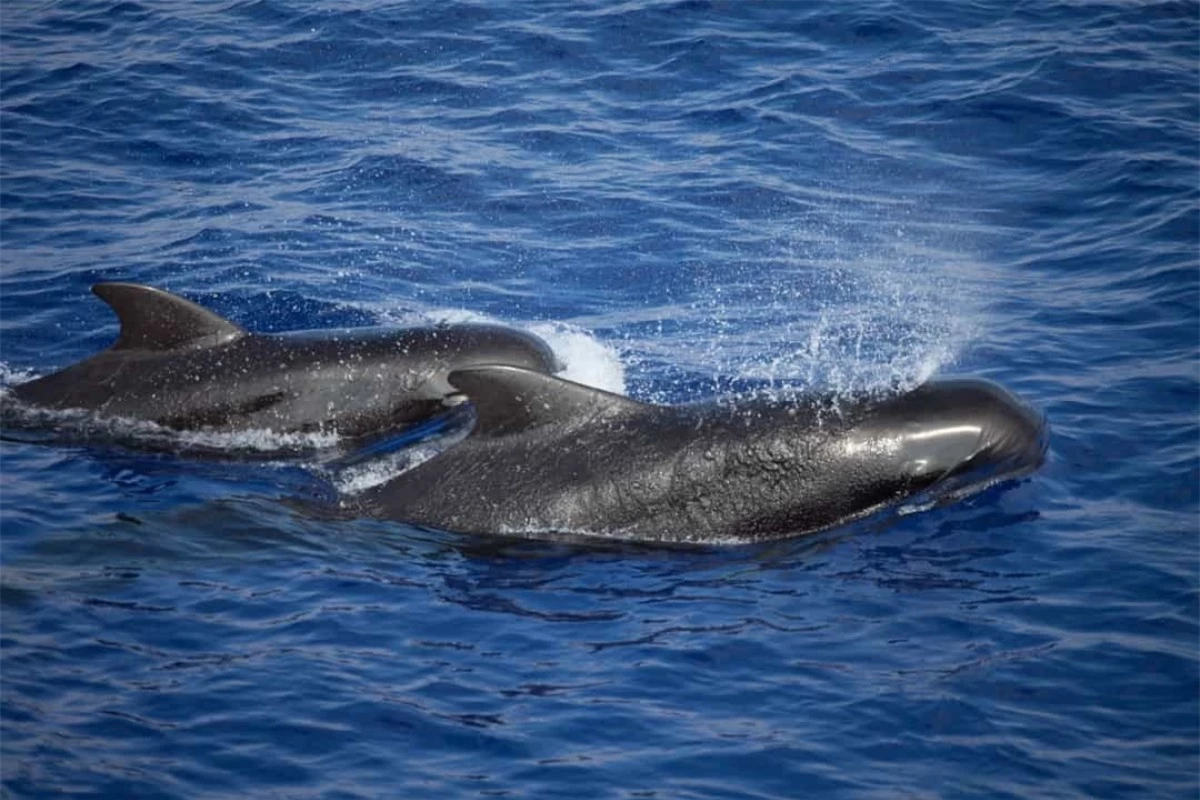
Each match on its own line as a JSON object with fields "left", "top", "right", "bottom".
{"left": 355, "top": 366, "right": 1048, "bottom": 543}
{"left": 6, "top": 283, "right": 558, "bottom": 445}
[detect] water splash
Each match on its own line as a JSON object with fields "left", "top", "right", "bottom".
{"left": 528, "top": 321, "right": 625, "bottom": 394}
{"left": 627, "top": 232, "right": 981, "bottom": 403}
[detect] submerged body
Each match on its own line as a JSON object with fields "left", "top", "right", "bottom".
{"left": 357, "top": 366, "right": 1048, "bottom": 543}
{"left": 8, "top": 284, "right": 558, "bottom": 443}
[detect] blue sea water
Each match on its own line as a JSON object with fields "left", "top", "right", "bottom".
{"left": 1, "top": 0, "right": 1197, "bottom": 797}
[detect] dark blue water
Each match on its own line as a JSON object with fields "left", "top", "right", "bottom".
{"left": 2, "top": 1, "right": 1197, "bottom": 797}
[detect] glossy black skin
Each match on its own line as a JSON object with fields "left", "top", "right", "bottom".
{"left": 10, "top": 285, "right": 558, "bottom": 441}
{"left": 358, "top": 367, "right": 1048, "bottom": 543}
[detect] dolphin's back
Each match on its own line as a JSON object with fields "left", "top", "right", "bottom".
{"left": 359, "top": 368, "right": 1047, "bottom": 542}
{"left": 7, "top": 284, "right": 559, "bottom": 443}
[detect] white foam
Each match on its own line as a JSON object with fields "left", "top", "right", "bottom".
{"left": 1, "top": 396, "right": 343, "bottom": 457}
{"left": 171, "top": 425, "right": 343, "bottom": 454}
{"left": 0, "top": 362, "right": 39, "bottom": 389}
{"left": 327, "top": 439, "right": 450, "bottom": 495}
{"left": 330, "top": 446, "right": 429, "bottom": 494}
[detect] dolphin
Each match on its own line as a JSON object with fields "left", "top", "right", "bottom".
{"left": 353, "top": 365, "right": 1048, "bottom": 543}
{"left": 5, "top": 283, "right": 558, "bottom": 446}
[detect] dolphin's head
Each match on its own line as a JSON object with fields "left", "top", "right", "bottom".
{"left": 846, "top": 378, "right": 1048, "bottom": 501}
{"left": 469, "top": 326, "right": 561, "bottom": 376}
{"left": 419, "top": 324, "right": 560, "bottom": 398}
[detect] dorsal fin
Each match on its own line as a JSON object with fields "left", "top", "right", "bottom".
{"left": 448, "top": 365, "right": 645, "bottom": 437}
{"left": 93, "top": 283, "right": 245, "bottom": 352}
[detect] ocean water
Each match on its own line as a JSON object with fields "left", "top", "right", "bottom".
{"left": 1, "top": 1, "right": 1197, "bottom": 797}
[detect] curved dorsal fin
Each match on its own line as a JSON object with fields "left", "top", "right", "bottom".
{"left": 92, "top": 283, "right": 245, "bottom": 352}
{"left": 448, "top": 365, "right": 645, "bottom": 437}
